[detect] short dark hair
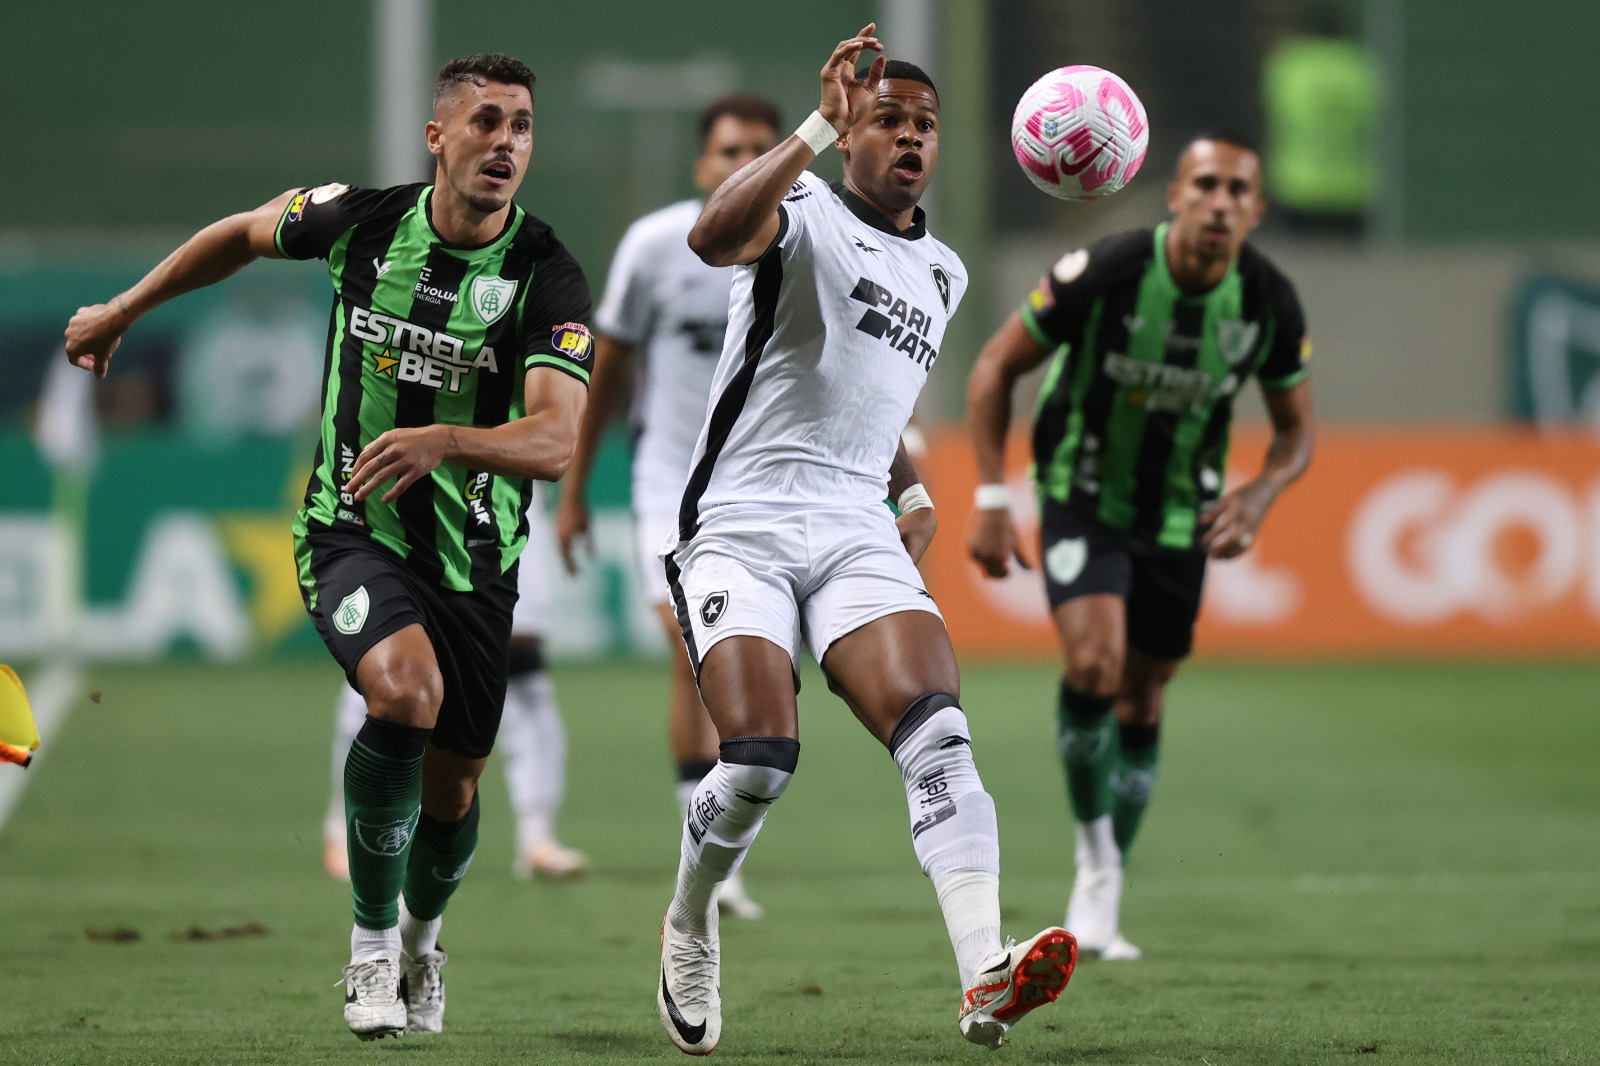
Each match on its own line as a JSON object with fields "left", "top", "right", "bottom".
{"left": 857, "top": 59, "right": 939, "bottom": 105}
{"left": 434, "top": 53, "right": 536, "bottom": 104}
{"left": 1183, "top": 128, "right": 1260, "bottom": 158}
{"left": 697, "top": 94, "right": 783, "bottom": 147}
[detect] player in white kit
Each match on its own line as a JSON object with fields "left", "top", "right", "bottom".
{"left": 556, "top": 95, "right": 782, "bottom": 920}
{"left": 652, "top": 26, "right": 1076, "bottom": 1055}
{"left": 322, "top": 494, "right": 587, "bottom": 881}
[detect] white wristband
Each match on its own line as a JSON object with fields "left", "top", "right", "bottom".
{"left": 795, "top": 110, "right": 840, "bottom": 156}
{"left": 974, "top": 483, "right": 1012, "bottom": 510}
{"left": 897, "top": 483, "right": 934, "bottom": 515}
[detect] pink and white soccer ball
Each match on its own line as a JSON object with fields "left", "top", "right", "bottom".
{"left": 1011, "top": 66, "right": 1150, "bottom": 200}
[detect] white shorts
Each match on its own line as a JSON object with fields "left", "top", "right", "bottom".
{"left": 511, "top": 493, "right": 554, "bottom": 637}
{"left": 635, "top": 508, "right": 677, "bottom": 608}
{"left": 665, "top": 505, "right": 942, "bottom": 675}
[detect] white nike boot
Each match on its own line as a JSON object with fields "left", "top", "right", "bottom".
{"left": 657, "top": 911, "right": 721, "bottom": 1055}
{"left": 958, "top": 927, "right": 1078, "bottom": 1048}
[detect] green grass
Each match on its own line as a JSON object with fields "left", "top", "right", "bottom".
{"left": 2, "top": 658, "right": 1598, "bottom": 1064}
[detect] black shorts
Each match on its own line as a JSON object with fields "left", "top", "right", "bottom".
{"left": 1038, "top": 499, "right": 1208, "bottom": 660}
{"left": 297, "top": 520, "right": 518, "bottom": 759}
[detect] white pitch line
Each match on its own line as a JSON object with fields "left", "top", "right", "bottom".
{"left": 0, "top": 660, "right": 85, "bottom": 835}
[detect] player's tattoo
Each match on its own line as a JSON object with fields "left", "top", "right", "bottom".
{"left": 448, "top": 426, "right": 460, "bottom": 453}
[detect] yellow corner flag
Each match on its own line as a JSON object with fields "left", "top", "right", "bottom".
{"left": 0, "top": 665, "right": 40, "bottom": 768}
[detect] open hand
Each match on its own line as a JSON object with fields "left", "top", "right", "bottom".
{"left": 967, "top": 507, "right": 1031, "bottom": 578}
{"left": 345, "top": 426, "right": 452, "bottom": 504}
{"left": 819, "top": 23, "right": 885, "bottom": 133}
{"left": 1199, "top": 483, "right": 1273, "bottom": 559}
{"left": 63, "top": 299, "right": 132, "bottom": 379}
{"left": 553, "top": 487, "right": 593, "bottom": 576}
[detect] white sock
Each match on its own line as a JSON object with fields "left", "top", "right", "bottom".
{"left": 501, "top": 670, "right": 567, "bottom": 852}
{"left": 668, "top": 738, "right": 798, "bottom": 934}
{"left": 890, "top": 695, "right": 1004, "bottom": 984}
{"left": 1076, "top": 814, "right": 1121, "bottom": 870}
{"left": 935, "top": 869, "right": 1003, "bottom": 987}
{"left": 351, "top": 922, "right": 400, "bottom": 962}
{"left": 397, "top": 898, "right": 441, "bottom": 958}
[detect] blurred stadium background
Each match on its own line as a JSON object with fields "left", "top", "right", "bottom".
{"left": 3, "top": 2, "right": 1598, "bottom": 1062}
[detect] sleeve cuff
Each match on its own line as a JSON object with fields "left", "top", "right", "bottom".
{"left": 524, "top": 355, "right": 591, "bottom": 387}
{"left": 1019, "top": 304, "right": 1055, "bottom": 348}
{"left": 1259, "top": 365, "right": 1310, "bottom": 391}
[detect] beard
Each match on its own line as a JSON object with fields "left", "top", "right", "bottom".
{"left": 464, "top": 190, "right": 505, "bottom": 214}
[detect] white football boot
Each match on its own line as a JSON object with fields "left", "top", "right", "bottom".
{"left": 399, "top": 949, "right": 447, "bottom": 1034}
{"left": 342, "top": 955, "right": 408, "bottom": 1040}
{"left": 657, "top": 911, "right": 721, "bottom": 1055}
{"left": 512, "top": 839, "right": 590, "bottom": 881}
{"left": 958, "top": 927, "right": 1078, "bottom": 1048}
{"left": 1065, "top": 816, "right": 1140, "bottom": 959}
{"left": 713, "top": 868, "right": 764, "bottom": 920}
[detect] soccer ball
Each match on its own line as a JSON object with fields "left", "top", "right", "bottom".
{"left": 1011, "top": 66, "right": 1149, "bottom": 200}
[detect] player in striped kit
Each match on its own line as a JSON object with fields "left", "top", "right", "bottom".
{"left": 64, "top": 54, "right": 591, "bottom": 1040}
{"left": 966, "top": 132, "right": 1315, "bottom": 959}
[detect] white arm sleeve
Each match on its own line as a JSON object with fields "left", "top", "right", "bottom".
{"left": 594, "top": 217, "right": 658, "bottom": 345}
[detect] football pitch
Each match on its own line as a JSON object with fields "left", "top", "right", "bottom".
{"left": 2, "top": 658, "right": 1597, "bottom": 1064}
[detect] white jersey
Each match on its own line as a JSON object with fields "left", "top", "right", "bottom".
{"left": 678, "top": 170, "right": 967, "bottom": 536}
{"left": 594, "top": 199, "right": 732, "bottom": 515}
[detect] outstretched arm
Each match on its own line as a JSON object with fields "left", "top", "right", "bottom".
{"left": 343, "top": 367, "right": 588, "bottom": 503}
{"left": 1199, "top": 380, "right": 1314, "bottom": 558}
{"left": 965, "top": 313, "right": 1054, "bottom": 577}
{"left": 63, "top": 189, "right": 297, "bottom": 378}
{"left": 687, "top": 24, "right": 885, "bottom": 266}
{"left": 554, "top": 332, "right": 634, "bottom": 573}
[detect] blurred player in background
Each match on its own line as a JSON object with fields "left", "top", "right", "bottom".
{"left": 653, "top": 26, "right": 1075, "bottom": 1055}
{"left": 323, "top": 493, "right": 587, "bottom": 883}
{"left": 555, "top": 93, "right": 782, "bottom": 920}
{"left": 63, "top": 54, "right": 593, "bottom": 1040}
{"left": 966, "top": 132, "right": 1315, "bottom": 959}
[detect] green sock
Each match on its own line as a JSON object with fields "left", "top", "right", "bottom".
{"left": 1056, "top": 680, "right": 1116, "bottom": 823}
{"left": 402, "top": 792, "right": 480, "bottom": 922}
{"left": 1110, "top": 722, "right": 1161, "bottom": 854}
{"left": 344, "top": 716, "right": 430, "bottom": 929}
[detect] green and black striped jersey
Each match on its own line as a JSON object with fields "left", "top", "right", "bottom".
{"left": 1022, "top": 223, "right": 1309, "bottom": 550}
{"left": 279, "top": 182, "right": 593, "bottom": 592}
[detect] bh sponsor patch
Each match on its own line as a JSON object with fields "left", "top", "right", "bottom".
{"left": 285, "top": 192, "right": 309, "bottom": 223}
{"left": 552, "top": 322, "right": 594, "bottom": 361}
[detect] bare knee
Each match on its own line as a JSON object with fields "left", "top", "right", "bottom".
{"left": 1064, "top": 642, "right": 1124, "bottom": 699}
{"left": 361, "top": 660, "right": 443, "bottom": 728}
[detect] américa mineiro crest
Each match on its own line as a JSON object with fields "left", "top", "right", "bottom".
{"left": 470, "top": 275, "right": 517, "bottom": 325}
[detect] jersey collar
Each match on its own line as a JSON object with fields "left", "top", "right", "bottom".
{"left": 830, "top": 181, "right": 926, "bottom": 241}
{"left": 418, "top": 186, "right": 523, "bottom": 255}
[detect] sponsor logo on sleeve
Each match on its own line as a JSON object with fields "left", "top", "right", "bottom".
{"left": 309, "top": 182, "right": 349, "bottom": 204}
{"left": 1028, "top": 276, "right": 1054, "bottom": 314}
{"left": 551, "top": 322, "right": 594, "bottom": 361}
{"left": 470, "top": 275, "right": 517, "bottom": 324}
{"left": 1300, "top": 336, "right": 1313, "bottom": 363}
{"left": 285, "top": 192, "right": 309, "bottom": 223}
